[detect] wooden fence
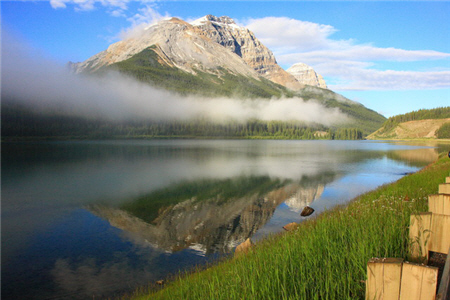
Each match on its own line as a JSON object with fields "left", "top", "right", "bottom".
{"left": 366, "top": 177, "right": 450, "bottom": 300}
{"left": 366, "top": 258, "right": 438, "bottom": 300}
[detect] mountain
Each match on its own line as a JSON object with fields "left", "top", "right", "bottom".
{"left": 72, "top": 15, "right": 304, "bottom": 91}
{"left": 287, "top": 63, "right": 327, "bottom": 89}
{"left": 72, "top": 17, "right": 257, "bottom": 79}
{"left": 2, "top": 15, "right": 387, "bottom": 139}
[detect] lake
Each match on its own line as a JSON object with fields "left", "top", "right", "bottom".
{"left": 1, "top": 139, "right": 446, "bottom": 299}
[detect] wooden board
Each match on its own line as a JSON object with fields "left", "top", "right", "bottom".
{"left": 410, "top": 213, "right": 433, "bottom": 262}
{"left": 446, "top": 177, "right": 450, "bottom": 184}
{"left": 366, "top": 258, "right": 403, "bottom": 300}
{"left": 437, "top": 247, "right": 450, "bottom": 300}
{"left": 429, "top": 214, "right": 450, "bottom": 255}
{"left": 440, "top": 184, "right": 450, "bottom": 194}
{"left": 400, "top": 262, "right": 438, "bottom": 300}
{"left": 429, "top": 194, "right": 450, "bottom": 216}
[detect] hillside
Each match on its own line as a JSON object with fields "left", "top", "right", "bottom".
{"left": 367, "top": 107, "right": 450, "bottom": 139}
{"left": 367, "top": 118, "right": 450, "bottom": 139}
{"left": 101, "top": 45, "right": 292, "bottom": 99}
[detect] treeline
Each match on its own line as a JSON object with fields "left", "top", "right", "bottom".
{"left": 1, "top": 104, "right": 364, "bottom": 140}
{"left": 436, "top": 122, "right": 450, "bottom": 139}
{"left": 381, "top": 106, "right": 450, "bottom": 132}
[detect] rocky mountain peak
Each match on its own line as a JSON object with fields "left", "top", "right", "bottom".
{"left": 286, "top": 63, "right": 327, "bottom": 89}
{"left": 191, "top": 15, "right": 304, "bottom": 90}
{"left": 191, "top": 15, "right": 242, "bottom": 30}
{"left": 71, "top": 15, "right": 258, "bottom": 78}
{"left": 72, "top": 14, "right": 313, "bottom": 91}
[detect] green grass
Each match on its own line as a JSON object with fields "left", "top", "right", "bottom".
{"left": 128, "top": 153, "right": 450, "bottom": 300}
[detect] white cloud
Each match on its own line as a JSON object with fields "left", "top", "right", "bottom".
{"left": 243, "top": 17, "right": 450, "bottom": 91}
{"left": 49, "top": 0, "right": 154, "bottom": 16}
{"left": 330, "top": 69, "right": 450, "bottom": 91}
{"left": 244, "top": 17, "right": 338, "bottom": 52}
{"left": 117, "top": 5, "right": 170, "bottom": 39}
{"left": 50, "top": 0, "right": 69, "bottom": 9}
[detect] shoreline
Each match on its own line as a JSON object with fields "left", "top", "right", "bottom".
{"left": 127, "top": 152, "right": 450, "bottom": 299}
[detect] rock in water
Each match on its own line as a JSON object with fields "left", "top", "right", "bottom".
{"left": 235, "top": 238, "right": 253, "bottom": 256}
{"left": 282, "top": 222, "right": 298, "bottom": 231}
{"left": 300, "top": 206, "right": 315, "bottom": 217}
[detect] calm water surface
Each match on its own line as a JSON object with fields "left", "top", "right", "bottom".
{"left": 1, "top": 139, "right": 445, "bottom": 299}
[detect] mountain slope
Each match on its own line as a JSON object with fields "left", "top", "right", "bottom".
{"left": 103, "top": 45, "right": 293, "bottom": 99}
{"left": 367, "top": 118, "right": 450, "bottom": 139}
{"left": 367, "top": 107, "right": 450, "bottom": 139}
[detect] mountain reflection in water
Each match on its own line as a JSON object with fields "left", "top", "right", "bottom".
{"left": 89, "top": 174, "right": 333, "bottom": 255}
{"left": 3, "top": 139, "right": 445, "bottom": 300}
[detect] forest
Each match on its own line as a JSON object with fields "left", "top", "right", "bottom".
{"left": 1, "top": 103, "right": 364, "bottom": 140}
{"left": 380, "top": 106, "right": 450, "bottom": 132}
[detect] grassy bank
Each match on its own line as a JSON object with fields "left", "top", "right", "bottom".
{"left": 130, "top": 153, "right": 450, "bottom": 300}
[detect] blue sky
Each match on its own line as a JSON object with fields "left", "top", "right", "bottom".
{"left": 2, "top": 0, "right": 450, "bottom": 117}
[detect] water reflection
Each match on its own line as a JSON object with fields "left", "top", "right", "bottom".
{"left": 1, "top": 139, "right": 445, "bottom": 299}
{"left": 89, "top": 173, "right": 335, "bottom": 255}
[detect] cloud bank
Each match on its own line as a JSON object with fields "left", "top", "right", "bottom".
{"left": 243, "top": 16, "right": 450, "bottom": 91}
{"left": 2, "top": 32, "right": 347, "bottom": 126}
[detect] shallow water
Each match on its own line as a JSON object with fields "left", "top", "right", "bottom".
{"left": 1, "top": 139, "right": 445, "bottom": 299}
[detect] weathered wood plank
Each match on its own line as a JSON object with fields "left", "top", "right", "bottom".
{"left": 366, "top": 258, "right": 403, "bottom": 300}
{"left": 446, "top": 177, "right": 450, "bottom": 184}
{"left": 429, "top": 194, "right": 450, "bottom": 216}
{"left": 399, "top": 262, "right": 438, "bottom": 300}
{"left": 410, "top": 213, "right": 433, "bottom": 262}
{"left": 436, "top": 247, "right": 450, "bottom": 300}
{"left": 429, "top": 214, "right": 450, "bottom": 255}
{"left": 440, "top": 184, "right": 450, "bottom": 195}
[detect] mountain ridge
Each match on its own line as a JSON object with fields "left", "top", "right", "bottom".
{"left": 2, "top": 15, "right": 388, "bottom": 140}
{"left": 71, "top": 15, "right": 327, "bottom": 90}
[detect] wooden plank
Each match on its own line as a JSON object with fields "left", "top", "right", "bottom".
{"left": 410, "top": 213, "right": 433, "bottom": 262}
{"left": 367, "top": 258, "right": 385, "bottom": 300}
{"left": 366, "top": 258, "right": 403, "bottom": 300}
{"left": 446, "top": 177, "right": 450, "bottom": 184}
{"left": 399, "top": 262, "right": 438, "bottom": 300}
{"left": 429, "top": 214, "right": 450, "bottom": 255}
{"left": 440, "top": 184, "right": 450, "bottom": 195}
{"left": 430, "top": 194, "right": 440, "bottom": 214}
{"left": 437, "top": 247, "right": 450, "bottom": 300}
{"left": 429, "top": 194, "right": 450, "bottom": 216}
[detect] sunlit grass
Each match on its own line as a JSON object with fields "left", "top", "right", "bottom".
{"left": 130, "top": 153, "right": 450, "bottom": 300}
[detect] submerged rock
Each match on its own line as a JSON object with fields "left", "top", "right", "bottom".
{"left": 300, "top": 206, "right": 315, "bottom": 217}
{"left": 282, "top": 222, "right": 298, "bottom": 231}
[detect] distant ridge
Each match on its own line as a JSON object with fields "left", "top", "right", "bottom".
{"left": 367, "top": 107, "right": 450, "bottom": 139}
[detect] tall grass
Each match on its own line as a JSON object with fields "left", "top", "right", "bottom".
{"left": 132, "top": 153, "right": 450, "bottom": 300}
